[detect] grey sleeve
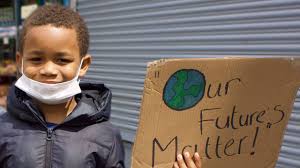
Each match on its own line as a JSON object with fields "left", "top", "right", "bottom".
{"left": 103, "top": 129, "right": 125, "bottom": 168}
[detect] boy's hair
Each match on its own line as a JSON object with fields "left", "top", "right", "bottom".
{"left": 19, "top": 5, "right": 89, "bottom": 57}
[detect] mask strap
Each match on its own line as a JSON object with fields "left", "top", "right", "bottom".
{"left": 21, "top": 59, "right": 24, "bottom": 74}
{"left": 76, "top": 59, "right": 84, "bottom": 82}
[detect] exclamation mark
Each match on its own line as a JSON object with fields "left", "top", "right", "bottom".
{"left": 250, "top": 127, "right": 259, "bottom": 155}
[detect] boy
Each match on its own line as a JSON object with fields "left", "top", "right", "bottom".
{"left": 0, "top": 5, "right": 200, "bottom": 168}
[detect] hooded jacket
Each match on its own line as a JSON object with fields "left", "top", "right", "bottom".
{"left": 0, "top": 83, "right": 125, "bottom": 168}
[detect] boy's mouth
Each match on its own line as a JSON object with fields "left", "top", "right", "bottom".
{"left": 40, "top": 81, "right": 61, "bottom": 84}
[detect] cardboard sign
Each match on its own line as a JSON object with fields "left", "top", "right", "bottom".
{"left": 132, "top": 57, "right": 300, "bottom": 168}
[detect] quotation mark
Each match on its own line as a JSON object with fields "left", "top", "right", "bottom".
{"left": 155, "top": 71, "right": 160, "bottom": 78}
{"left": 267, "top": 123, "right": 272, "bottom": 128}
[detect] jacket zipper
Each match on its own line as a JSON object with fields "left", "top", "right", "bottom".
{"left": 24, "top": 102, "right": 55, "bottom": 168}
{"left": 45, "top": 128, "right": 53, "bottom": 168}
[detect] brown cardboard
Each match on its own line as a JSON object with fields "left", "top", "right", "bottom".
{"left": 131, "top": 57, "right": 300, "bottom": 168}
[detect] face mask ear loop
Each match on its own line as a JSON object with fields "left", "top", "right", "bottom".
{"left": 21, "top": 59, "right": 24, "bottom": 75}
{"left": 76, "top": 59, "right": 84, "bottom": 82}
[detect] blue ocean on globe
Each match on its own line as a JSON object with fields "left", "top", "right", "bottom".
{"left": 163, "top": 69, "right": 206, "bottom": 111}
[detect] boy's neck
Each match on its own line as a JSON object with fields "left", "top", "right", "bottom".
{"left": 35, "top": 97, "right": 77, "bottom": 124}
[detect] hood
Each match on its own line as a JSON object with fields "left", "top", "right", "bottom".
{"left": 7, "top": 82, "right": 112, "bottom": 127}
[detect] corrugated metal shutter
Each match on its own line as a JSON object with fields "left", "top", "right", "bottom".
{"left": 77, "top": 0, "right": 300, "bottom": 167}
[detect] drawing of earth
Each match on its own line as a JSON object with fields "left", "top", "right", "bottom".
{"left": 163, "top": 69, "right": 206, "bottom": 111}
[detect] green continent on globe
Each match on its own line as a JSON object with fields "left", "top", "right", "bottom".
{"left": 168, "top": 70, "right": 203, "bottom": 109}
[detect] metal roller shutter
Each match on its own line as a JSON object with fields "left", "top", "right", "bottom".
{"left": 77, "top": 0, "right": 300, "bottom": 167}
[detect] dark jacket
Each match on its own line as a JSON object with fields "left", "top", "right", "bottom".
{"left": 0, "top": 83, "right": 125, "bottom": 168}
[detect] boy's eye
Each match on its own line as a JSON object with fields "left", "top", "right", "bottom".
{"left": 57, "top": 58, "right": 72, "bottom": 64}
{"left": 29, "top": 57, "right": 42, "bottom": 63}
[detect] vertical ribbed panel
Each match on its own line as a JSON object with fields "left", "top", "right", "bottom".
{"left": 77, "top": 1, "right": 300, "bottom": 167}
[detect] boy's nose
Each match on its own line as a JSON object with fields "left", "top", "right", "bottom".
{"left": 40, "top": 62, "right": 59, "bottom": 76}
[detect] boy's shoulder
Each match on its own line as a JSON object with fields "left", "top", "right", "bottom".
{"left": 87, "top": 121, "right": 122, "bottom": 138}
{"left": 0, "top": 111, "right": 10, "bottom": 123}
{"left": 0, "top": 111, "right": 37, "bottom": 133}
{"left": 0, "top": 112, "right": 17, "bottom": 136}
{"left": 74, "top": 120, "right": 123, "bottom": 146}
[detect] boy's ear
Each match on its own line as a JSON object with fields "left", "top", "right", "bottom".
{"left": 16, "top": 52, "right": 23, "bottom": 74}
{"left": 79, "top": 54, "right": 92, "bottom": 78}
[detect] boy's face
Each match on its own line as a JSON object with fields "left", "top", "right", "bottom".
{"left": 17, "top": 25, "right": 91, "bottom": 83}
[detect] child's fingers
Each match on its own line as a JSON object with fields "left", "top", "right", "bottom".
{"left": 173, "top": 162, "right": 179, "bottom": 168}
{"left": 193, "top": 152, "right": 202, "bottom": 168}
{"left": 183, "top": 152, "right": 197, "bottom": 168}
{"left": 177, "top": 154, "right": 187, "bottom": 168}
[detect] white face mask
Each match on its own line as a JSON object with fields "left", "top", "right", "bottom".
{"left": 15, "top": 59, "right": 83, "bottom": 105}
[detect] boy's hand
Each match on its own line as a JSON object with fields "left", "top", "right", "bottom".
{"left": 173, "top": 152, "right": 201, "bottom": 168}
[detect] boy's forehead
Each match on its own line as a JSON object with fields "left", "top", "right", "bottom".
{"left": 26, "top": 25, "right": 76, "bottom": 38}
{"left": 23, "top": 25, "right": 80, "bottom": 54}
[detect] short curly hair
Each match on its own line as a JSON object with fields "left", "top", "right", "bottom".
{"left": 19, "top": 5, "right": 89, "bottom": 57}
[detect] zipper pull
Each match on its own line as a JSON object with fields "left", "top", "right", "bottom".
{"left": 46, "top": 128, "right": 53, "bottom": 141}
